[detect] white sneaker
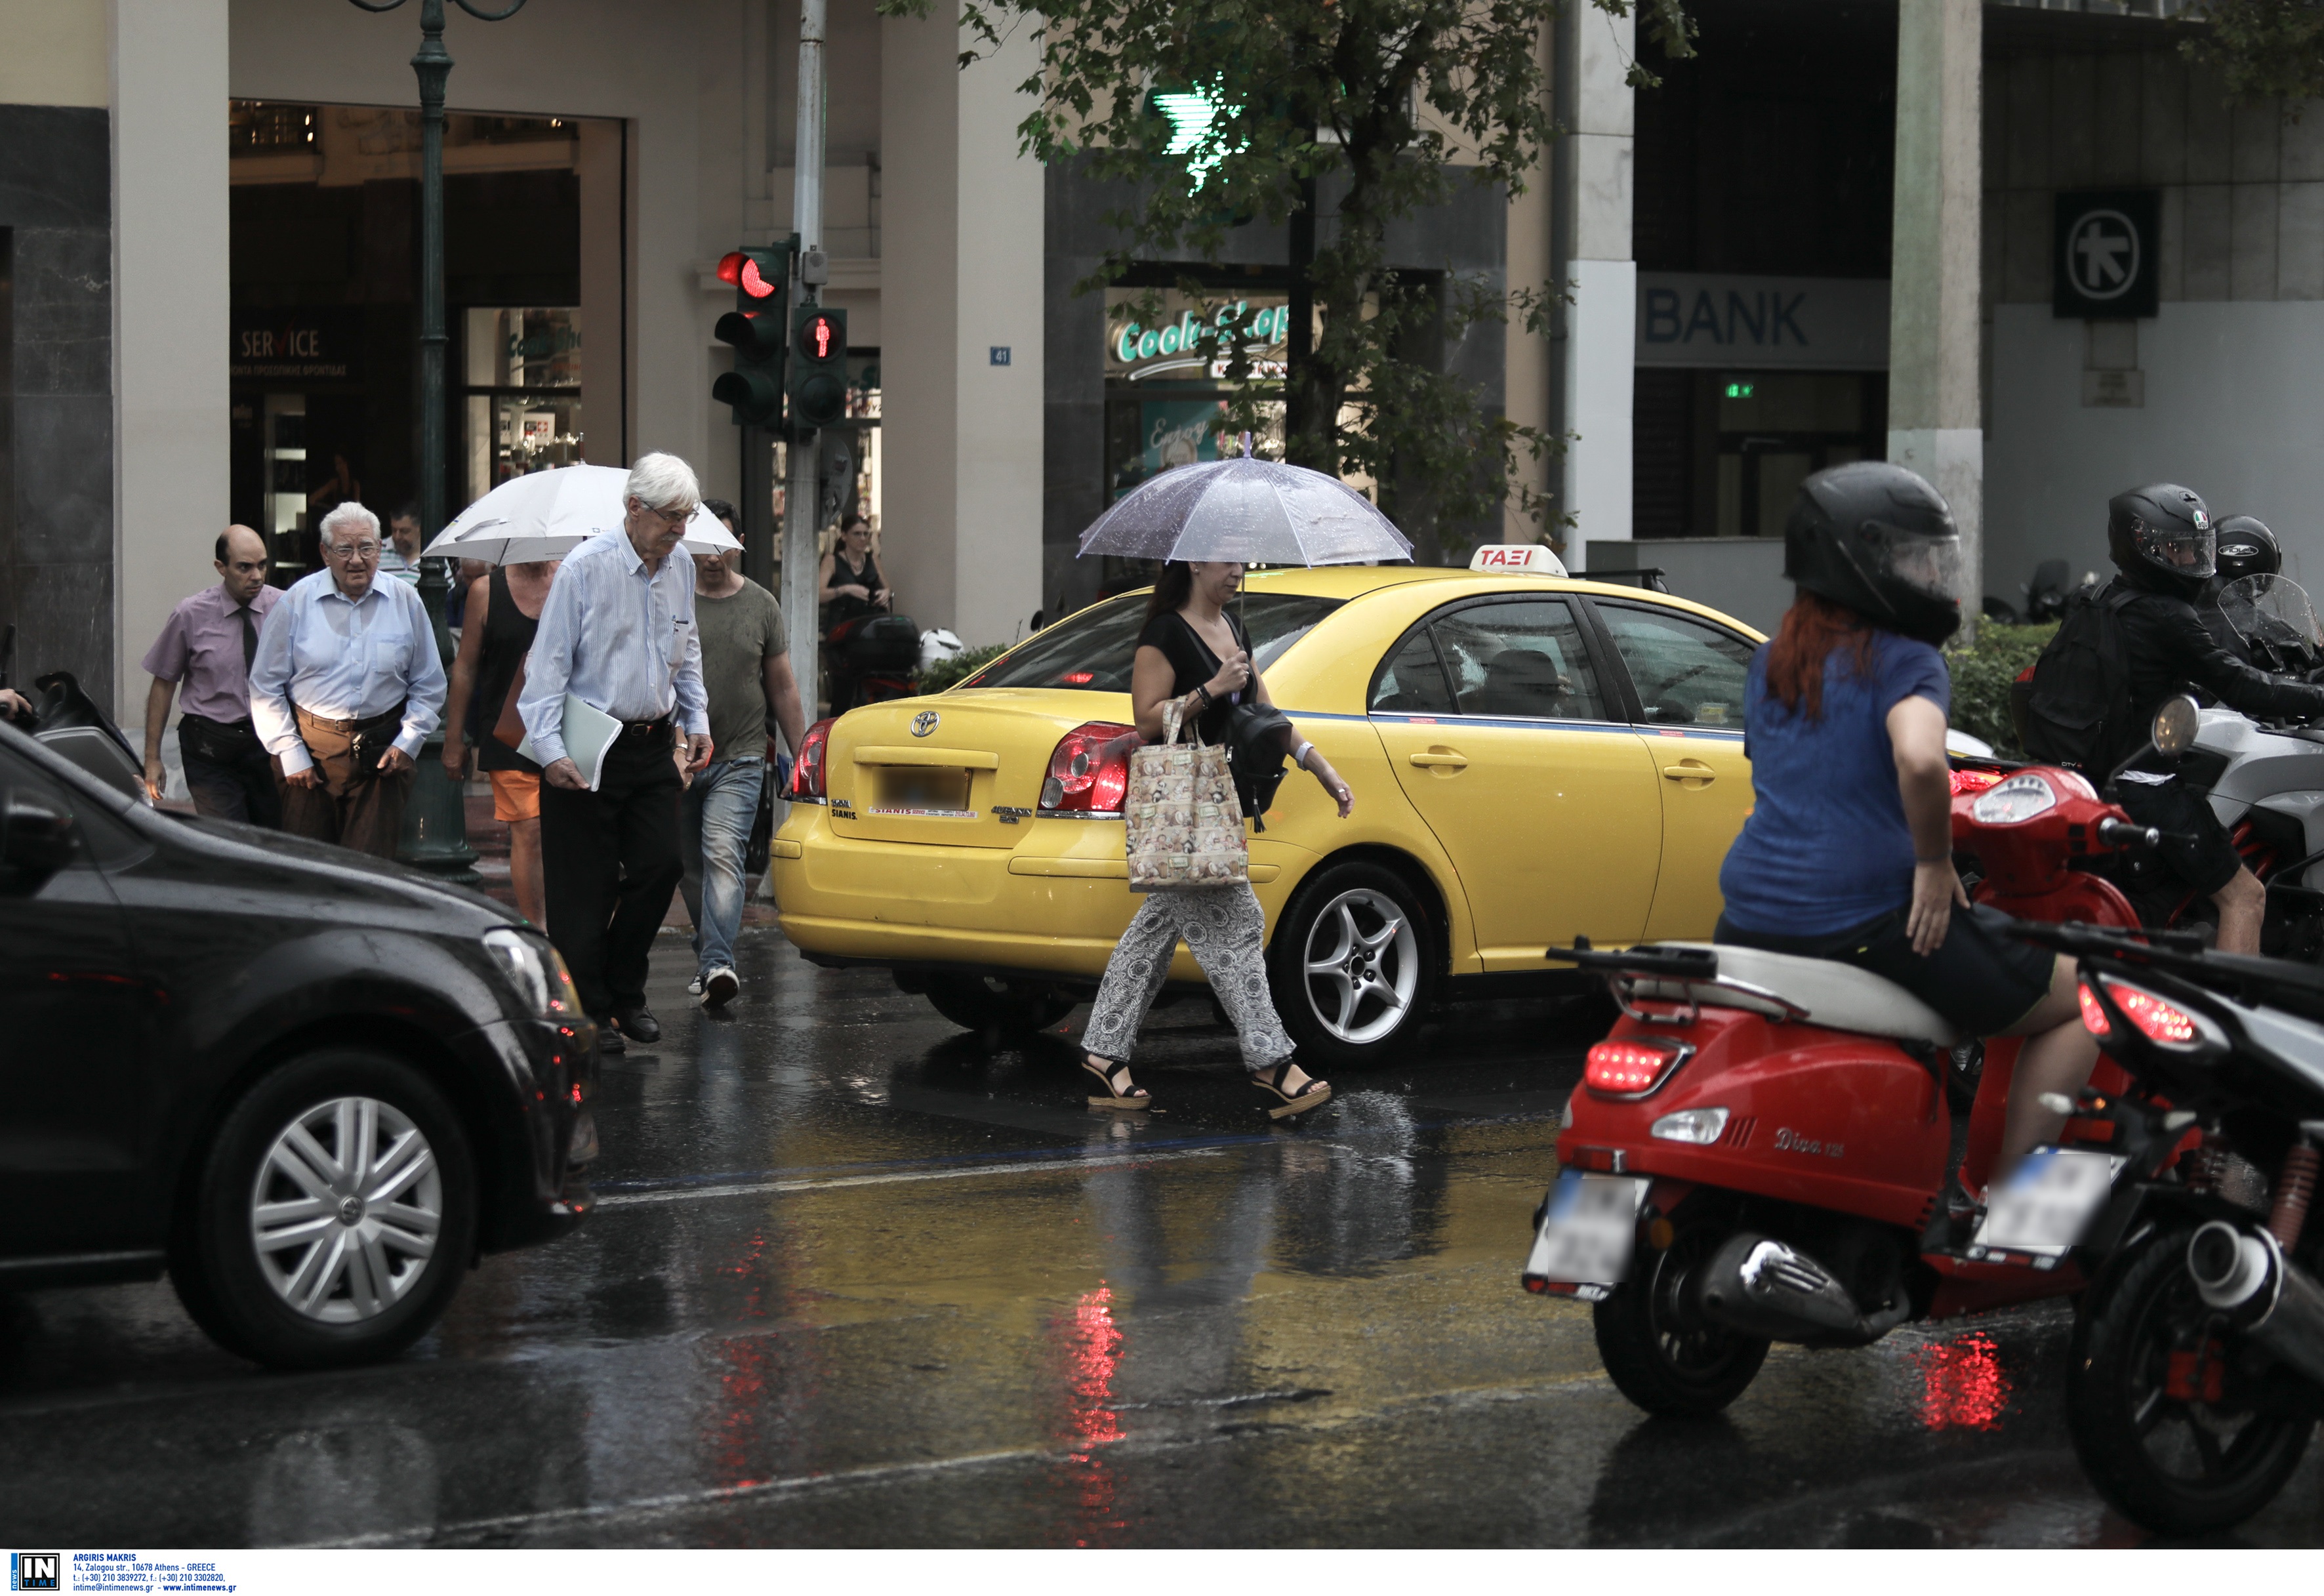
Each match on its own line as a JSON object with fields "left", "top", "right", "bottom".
{"left": 686, "top": 975, "right": 704, "bottom": 997}
{"left": 701, "top": 966, "right": 739, "bottom": 1008}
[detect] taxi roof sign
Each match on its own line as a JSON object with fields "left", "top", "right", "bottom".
{"left": 1469, "top": 544, "right": 1568, "bottom": 577}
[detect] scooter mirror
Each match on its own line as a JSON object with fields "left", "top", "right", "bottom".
{"left": 2152, "top": 694, "right": 2201, "bottom": 757}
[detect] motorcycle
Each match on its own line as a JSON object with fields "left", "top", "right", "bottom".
{"left": 1516, "top": 701, "right": 2203, "bottom": 1418}
{"left": 823, "top": 610, "right": 922, "bottom": 713}
{"left": 2011, "top": 916, "right": 2324, "bottom": 1534}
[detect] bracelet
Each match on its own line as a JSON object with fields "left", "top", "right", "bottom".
{"left": 1292, "top": 739, "right": 1314, "bottom": 770}
{"left": 1195, "top": 684, "right": 1214, "bottom": 708}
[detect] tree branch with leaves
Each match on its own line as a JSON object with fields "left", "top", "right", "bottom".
{"left": 886, "top": 0, "right": 1692, "bottom": 557}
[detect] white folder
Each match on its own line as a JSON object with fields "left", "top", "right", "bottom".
{"left": 515, "top": 694, "right": 623, "bottom": 792}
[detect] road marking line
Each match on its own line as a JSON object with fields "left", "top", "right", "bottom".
{"left": 594, "top": 1146, "right": 1229, "bottom": 1208}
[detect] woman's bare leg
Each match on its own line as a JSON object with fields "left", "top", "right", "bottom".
{"left": 510, "top": 815, "right": 546, "bottom": 930}
{"left": 1991, "top": 955, "right": 2099, "bottom": 1181}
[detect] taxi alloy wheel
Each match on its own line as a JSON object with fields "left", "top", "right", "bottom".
{"left": 1272, "top": 861, "right": 1430, "bottom": 1067}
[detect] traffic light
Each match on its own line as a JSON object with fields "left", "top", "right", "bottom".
{"left": 788, "top": 304, "right": 848, "bottom": 432}
{"left": 711, "top": 246, "right": 788, "bottom": 426}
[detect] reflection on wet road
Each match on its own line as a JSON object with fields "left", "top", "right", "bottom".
{"left": 3, "top": 928, "right": 2319, "bottom": 1547}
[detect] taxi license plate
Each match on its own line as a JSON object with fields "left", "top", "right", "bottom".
{"left": 1526, "top": 1170, "right": 1650, "bottom": 1291}
{"left": 1970, "top": 1147, "right": 2127, "bottom": 1258}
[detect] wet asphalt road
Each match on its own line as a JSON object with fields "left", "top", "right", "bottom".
{"left": 3, "top": 926, "right": 2321, "bottom": 1549}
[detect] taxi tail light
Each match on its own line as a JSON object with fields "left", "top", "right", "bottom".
{"left": 792, "top": 718, "right": 834, "bottom": 798}
{"left": 1585, "top": 1039, "right": 1691, "bottom": 1098}
{"left": 1038, "top": 721, "right": 1137, "bottom": 815}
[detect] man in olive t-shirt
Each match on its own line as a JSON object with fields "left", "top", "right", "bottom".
{"left": 683, "top": 501, "right": 809, "bottom": 1007}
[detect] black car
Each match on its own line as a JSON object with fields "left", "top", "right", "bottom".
{"left": 0, "top": 718, "right": 596, "bottom": 1368}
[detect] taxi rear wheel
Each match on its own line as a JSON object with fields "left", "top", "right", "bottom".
{"left": 1270, "top": 861, "right": 1433, "bottom": 1069}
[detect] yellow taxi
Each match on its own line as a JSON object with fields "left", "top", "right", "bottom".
{"left": 771, "top": 552, "right": 1766, "bottom": 1065}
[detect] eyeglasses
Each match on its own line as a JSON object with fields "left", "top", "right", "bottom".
{"left": 630, "top": 499, "right": 694, "bottom": 531}
{"left": 327, "top": 541, "right": 381, "bottom": 561}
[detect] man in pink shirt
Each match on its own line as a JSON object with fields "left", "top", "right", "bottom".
{"left": 140, "top": 525, "right": 282, "bottom": 825}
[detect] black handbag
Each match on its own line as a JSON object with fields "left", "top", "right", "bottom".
{"left": 1225, "top": 702, "right": 1294, "bottom": 832}
{"left": 744, "top": 767, "right": 777, "bottom": 877}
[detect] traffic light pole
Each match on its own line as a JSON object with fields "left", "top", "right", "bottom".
{"left": 781, "top": 0, "right": 827, "bottom": 723}
{"left": 352, "top": 0, "right": 525, "bottom": 887}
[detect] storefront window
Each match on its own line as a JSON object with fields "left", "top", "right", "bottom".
{"left": 463, "top": 306, "right": 582, "bottom": 502}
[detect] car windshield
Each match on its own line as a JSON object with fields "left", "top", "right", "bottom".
{"left": 960, "top": 591, "right": 1346, "bottom": 692}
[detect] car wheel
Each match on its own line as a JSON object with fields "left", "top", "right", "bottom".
{"left": 1269, "top": 861, "right": 1434, "bottom": 1069}
{"left": 170, "top": 1049, "right": 476, "bottom": 1370}
{"left": 921, "top": 973, "right": 1078, "bottom": 1035}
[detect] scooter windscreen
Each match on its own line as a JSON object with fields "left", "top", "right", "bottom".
{"left": 2220, "top": 573, "right": 2324, "bottom": 670}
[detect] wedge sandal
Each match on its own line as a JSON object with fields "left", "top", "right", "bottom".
{"left": 1083, "top": 1055, "right": 1151, "bottom": 1111}
{"left": 1254, "top": 1061, "right": 1331, "bottom": 1120}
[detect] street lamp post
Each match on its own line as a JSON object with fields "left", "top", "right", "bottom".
{"left": 348, "top": 0, "right": 530, "bottom": 886}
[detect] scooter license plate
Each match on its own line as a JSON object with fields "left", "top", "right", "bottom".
{"left": 1526, "top": 1170, "right": 1651, "bottom": 1292}
{"left": 1970, "top": 1146, "right": 2127, "bottom": 1259}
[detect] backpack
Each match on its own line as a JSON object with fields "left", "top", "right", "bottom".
{"left": 2015, "top": 582, "right": 2140, "bottom": 771}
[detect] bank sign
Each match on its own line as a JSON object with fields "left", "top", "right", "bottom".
{"left": 1634, "top": 273, "right": 1889, "bottom": 371}
{"left": 2054, "top": 189, "right": 2159, "bottom": 319}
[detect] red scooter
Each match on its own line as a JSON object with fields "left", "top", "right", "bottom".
{"left": 1521, "top": 720, "right": 2193, "bottom": 1416}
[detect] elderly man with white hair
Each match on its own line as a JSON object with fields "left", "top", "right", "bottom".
{"left": 519, "top": 452, "right": 714, "bottom": 1050}
{"left": 249, "top": 501, "right": 446, "bottom": 857}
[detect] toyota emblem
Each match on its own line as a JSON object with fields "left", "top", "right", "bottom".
{"left": 911, "top": 710, "right": 940, "bottom": 737}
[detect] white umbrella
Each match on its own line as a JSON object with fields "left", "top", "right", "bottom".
{"left": 1075, "top": 457, "right": 1412, "bottom": 566}
{"left": 419, "top": 464, "right": 741, "bottom": 564}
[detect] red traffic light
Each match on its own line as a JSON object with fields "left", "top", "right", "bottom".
{"left": 807, "top": 314, "right": 836, "bottom": 359}
{"left": 717, "top": 250, "right": 781, "bottom": 299}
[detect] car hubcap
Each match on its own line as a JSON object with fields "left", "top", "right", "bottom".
{"left": 249, "top": 1096, "right": 442, "bottom": 1324}
{"left": 1299, "top": 886, "right": 1419, "bottom": 1045}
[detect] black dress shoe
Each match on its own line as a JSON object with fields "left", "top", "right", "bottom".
{"left": 594, "top": 1017, "right": 626, "bottom": 1055}
{"left": 613, "top": 1004, "right": 661, "bottom": 1044}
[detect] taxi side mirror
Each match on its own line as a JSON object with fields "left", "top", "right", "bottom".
{"left": 0, "top": 790, "right": 74, "bottom": 892}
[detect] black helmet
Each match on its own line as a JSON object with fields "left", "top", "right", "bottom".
{"left": 1782, "top": 462, "right": 1963, "bottom": 644}
{"left": 2213, "top": 515, "right": 2281, "bottom": 583}
{"left": 2108, "top": 483, "right": 2214, "bottom": 593}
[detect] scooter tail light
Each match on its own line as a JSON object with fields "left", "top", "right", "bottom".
{"left": 2078, "top": 981, "right": 2111, "bottom": 1038}
{"left": 2097, "top": 977, "right": 2216, "bottom": 1050}
{"left": 792, "top": 718, "right": 834, "bottom": 799}
{"left": 1038, "top": 721, "right": 1137, "bottom": 815}
{"left": 1585, "top": 1038, "right": 1692, "bottom": 1098}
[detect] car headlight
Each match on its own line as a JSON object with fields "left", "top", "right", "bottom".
{"left": 483, "top": 927, "right": 582, "bottom": 1021}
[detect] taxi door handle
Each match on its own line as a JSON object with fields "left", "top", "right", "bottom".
{"left": 1408, "top": 752, "right": 1468, "bottom": 769}
{"left": 1661, "top": 760, "right": 1716, "bottom": 784}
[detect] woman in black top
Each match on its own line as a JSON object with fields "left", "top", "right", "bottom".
{"left": 1078, "top": 560, "right": 1355, "bottom": 1118}
{"left": 441, "top": 559, "right": 558, "bottom": 928}
{"left": 817, "top": 516, "right": 891, "bottom": 630}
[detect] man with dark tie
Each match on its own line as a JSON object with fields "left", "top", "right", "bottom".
{"left": 140, "top": 523, "right": 282, "bottom": 823}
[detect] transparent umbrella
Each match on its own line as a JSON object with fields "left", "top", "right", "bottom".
{"left": 419, "top": 464, "right": 740, "bottom": 565}
{"left": 1076, "top": 458, "right": 1412, "bottom": 567}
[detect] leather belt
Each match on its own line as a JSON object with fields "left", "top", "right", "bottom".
{"left": 295, "top": 701, "right": 406, "bottom": 736}
{"left": 619, "top": 717, "right": 674, "bottom": 739}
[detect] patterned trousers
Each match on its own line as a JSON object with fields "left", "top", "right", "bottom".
{"left": 1082, "top": 882, "right": 1295, "bottom": 1074}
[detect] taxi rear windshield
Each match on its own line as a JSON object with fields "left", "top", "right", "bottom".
{"left": 961, "top": 592, "right": 1345, "bottom": 693}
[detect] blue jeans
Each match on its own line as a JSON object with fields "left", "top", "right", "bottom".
{"left": 679, "top": 757, "right": 765, "bottom": 977}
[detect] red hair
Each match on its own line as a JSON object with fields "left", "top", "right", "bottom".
{"left": 1764, "top": 589, "right": 1877, "bottom": 721}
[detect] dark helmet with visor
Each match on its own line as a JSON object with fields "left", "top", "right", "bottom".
{"left": 2212, "top": 515, "right": 2281, "bottom": 583}
{"left": 1782, "top": 461, "right": 1963, "bottom": 644}
{"left": 2108, "top": 483, "right": 2214, "bottom": 594}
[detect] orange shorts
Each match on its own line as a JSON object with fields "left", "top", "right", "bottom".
{"left": 489, "top": 768, "right": 541, "bottom": 823}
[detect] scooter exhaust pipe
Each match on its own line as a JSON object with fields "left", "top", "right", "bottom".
{"left": 2187, "top": 1220, "right": 2324, "bottom": 1388}
{"left": 1698, "top": 1233, "right": 1911, "bottom": 1345}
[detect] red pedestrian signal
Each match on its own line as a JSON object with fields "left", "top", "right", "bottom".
{"left": 787, "top": 304, "right": 849, "bottom": 432}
